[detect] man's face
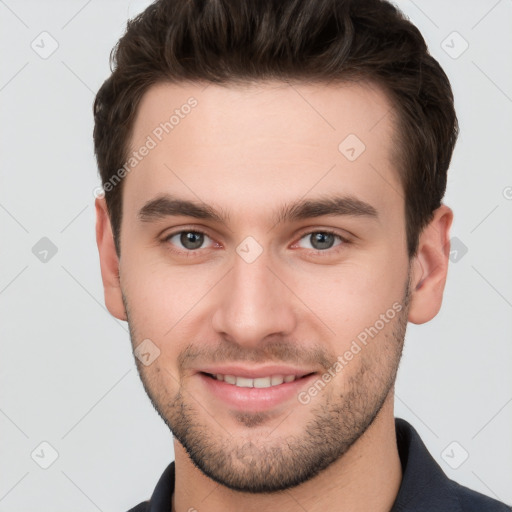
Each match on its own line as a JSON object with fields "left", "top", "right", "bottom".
{"left": 115, "top": 81, "right": 412, "bottom": 492}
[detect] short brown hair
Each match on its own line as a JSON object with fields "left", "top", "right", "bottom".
{"left": 93, "top": 0, "right": 458, "bottom": 258}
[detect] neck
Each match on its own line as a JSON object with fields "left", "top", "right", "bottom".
{"left": 172, "top": 394, "right": 402, "bottom": 512}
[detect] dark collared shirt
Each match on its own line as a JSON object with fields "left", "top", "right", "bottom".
{"left": 127, "top": 418, "right": 511, "bottom": 511}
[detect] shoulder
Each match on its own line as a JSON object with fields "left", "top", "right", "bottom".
{"left": 393, "top": 418, "right": 511, "bottom": 512}
{"left": 450, "top": 480, "right": 511, "bottom": 511}
{"left": 125, "top": 501, "right": 150, "bottom": 512}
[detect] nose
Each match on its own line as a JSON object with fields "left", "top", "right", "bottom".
{"left": 211, "top": 250, "right": 297, "bottom": 349}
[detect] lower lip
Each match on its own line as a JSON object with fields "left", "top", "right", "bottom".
{"left": 198, "top": 373, "right": 317, "bottom": 412}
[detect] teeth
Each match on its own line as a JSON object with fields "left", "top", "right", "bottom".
{"left": 235, "top": 376, "right": 253, "bottom": 388}
{"left": 271, "top": 375, "right": 284, "bottom": 386}
{"left": 224, "top": 375, "right": 236, "bottom": 385}
{"left": 214, "top": 374, "right": 298, "bottom": 388}
{"left": 254, "top": 377, "right": 272, "bottom": 388}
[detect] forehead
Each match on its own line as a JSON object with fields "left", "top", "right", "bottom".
{"left": 130, "top": 80, "right": 396, "bottom": 150}
{"left": 123, "top": 80, "right": 403, "bottom": 227}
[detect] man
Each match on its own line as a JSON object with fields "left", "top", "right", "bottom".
{"left": 93, "top": 0, "right": 510, "bottom": 511}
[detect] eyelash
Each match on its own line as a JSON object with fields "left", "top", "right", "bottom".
{"left": 162, "top": 228, "right": 350, "bottom": 258}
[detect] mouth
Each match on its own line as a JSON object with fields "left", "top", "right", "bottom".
{"left": 197, "top": 369, "right": 319, "bottom": 412}
{"left": 201, "top": 372, "right": 316, "bottom": 388}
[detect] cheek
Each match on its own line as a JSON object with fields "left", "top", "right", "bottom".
{"left": 123, "top": 254, "right": 215, "bottom": 328}
{"left": 288, "top": 258, "right": 406, "bottom": 339}
{"left": 121, "top": 235, "right": 408, "bottom": 351}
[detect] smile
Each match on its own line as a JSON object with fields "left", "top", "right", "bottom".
{"left": 206, "top": 373, "right": 301, "bottom": 388}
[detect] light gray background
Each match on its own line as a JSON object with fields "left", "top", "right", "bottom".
{"left": 1, "top": 0, "right": 511, "bottom": 510}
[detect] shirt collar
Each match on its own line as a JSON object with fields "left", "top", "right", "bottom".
{"left": 390, "top": 418, "right": 461, "bottom": 511}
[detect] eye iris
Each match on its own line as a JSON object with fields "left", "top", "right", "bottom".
{"left": 311, "top": 232, "right": 335, "bottom": 250}
{"left": 175, "top": 232, "right": 337, "bottom": 251}
{"left": 181, "top": 232, "right": 204, "bottom": 250}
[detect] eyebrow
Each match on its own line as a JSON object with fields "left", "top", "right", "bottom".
{"left": 138, "top": 193, "right": 379, "bottom": 226}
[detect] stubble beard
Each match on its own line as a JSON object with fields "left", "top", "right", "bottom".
{"left": 124, "top": 277, "right": 411, "bottom": 493}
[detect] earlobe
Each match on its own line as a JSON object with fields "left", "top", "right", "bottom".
{"left": 95, "top": 197, "right": 127, "bottom": 321}
{"left": 408, "top": 205, "right": 453, "bottom": 324}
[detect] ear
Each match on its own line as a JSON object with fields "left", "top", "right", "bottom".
{"left": 95, "top": 197, "right": 127, "bottom": 321}
{"left": 408, "top": 204, "right": 453, "bottom": 324}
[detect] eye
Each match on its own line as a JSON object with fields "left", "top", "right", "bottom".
{"left": 162, "top": 228, "right": 349, "bottom": 256}
{"left": 295, "top": 231, "right": 346, "bottom": 252}
{"left": 164, "top": 230, "right": 215, "bottom": 251}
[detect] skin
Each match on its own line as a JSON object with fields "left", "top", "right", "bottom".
{"left": 96, "top": 80, "right": 452, "bottom": 512}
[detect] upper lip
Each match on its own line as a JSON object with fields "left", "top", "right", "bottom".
{"left": 197, "top": 365, "right": 317, "bottom": 379}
